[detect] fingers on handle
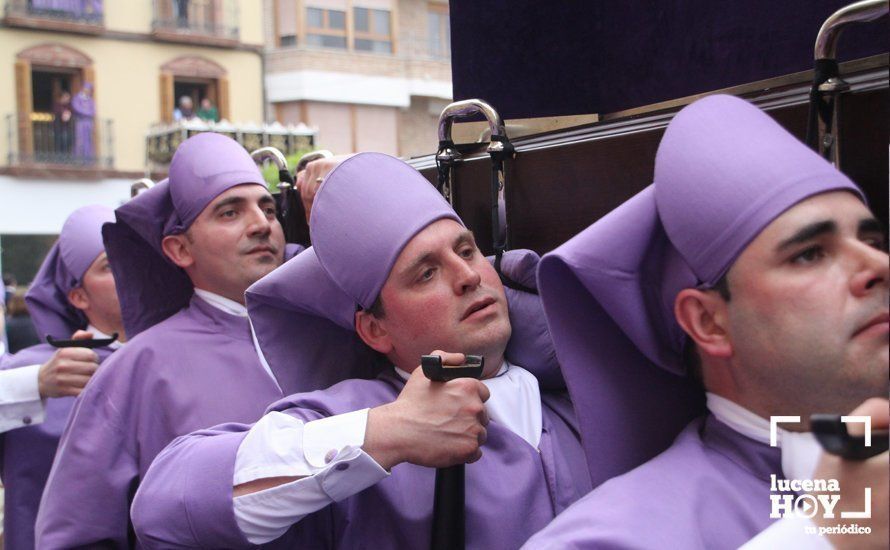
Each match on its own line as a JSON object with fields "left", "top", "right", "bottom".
{"left": 62, "top": 347, "right": 100, "bottom": 363}
{"left": 477, "top": 381, "right": 491, "bottom": 403}
{"left": 850, "top": 398, "right": 890, "bottom": 430}
{"left": 428, "top": 350, "right": 466, "bottom": 366}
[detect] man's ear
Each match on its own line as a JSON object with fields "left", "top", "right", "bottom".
{"left": 355, "top": 310, "right": 393, "bottom": 355}
{"left": 67, "top": 286, "right": 89, "bottom": 311}
{"left": 674, "top": 288, "right": 733, "bottom": 359}
{"left": 161, "top": 234, "right": 194, "bottom": 269}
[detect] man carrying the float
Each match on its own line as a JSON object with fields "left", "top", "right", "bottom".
{"left": 1, "top": 205, "right": 123, "bottom": 550}
{"left": 524, "top": 95, "right": 889, "bottom": 549}
{"left": 37, "top": 133, "right": 309, "bottom": 548}
{"left": 131, "top": 152, "right": 591, "bottom": 548}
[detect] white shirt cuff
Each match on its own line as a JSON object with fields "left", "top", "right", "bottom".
{"left": 234, "top": 408, "right": 371, "bottom": 485}
{"left": 0, "top": 364, "right": 46, "bottom": 432}
{"left": 234, "top": 448, "right": 387, "bottom": 543}
{"left": 740, "top": 517, "right": 834, "bottom": 549}
{"left": 233, "top": 409, "right": 388, "bottom": 544}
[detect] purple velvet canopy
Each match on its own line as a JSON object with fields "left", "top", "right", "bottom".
{"left": 537, "top": 94, "right": 864, "bottom": 486}
{"left": 102, "top": 133, "right": 270, "bottom": 337}
{"left": 248, "top": 152, "right": 563, "bottom": 392}
{"left": 25, "top": 204, "right": 115, "bottom": 340}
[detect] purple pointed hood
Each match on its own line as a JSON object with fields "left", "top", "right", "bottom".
{"left": 25, "top": 205, "right": 115, "bottom": 339}
{"left": 537, "top": 94, "right": 863, "bottom": 486}
{"left": 102, "top": 133, "right": 268, "bottom": 337}
{"left": 247, "top": 153, "right": 563, "bottom": 390}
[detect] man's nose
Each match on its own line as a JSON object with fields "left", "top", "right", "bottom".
{"left": 246, "top": 205, "right": 273, "bottom": 237}
{"left": 849, "top": 240, "right": 889, "bottom": 298}
{"left": 452, "top": 257, "right": 482, "bottom": 295}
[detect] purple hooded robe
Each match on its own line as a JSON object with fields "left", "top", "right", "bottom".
{"left": 525, "top": 95, "right": 865, "bottom": 548}
{"left": 1, "top": 205, "right": 118, "bottom": 550}
{"left": 71, "top": 84, "right": 95, "bottom": 160}
{"left": 130, "top": 153, "right": 591, "bottom": 549}
{"left": 35, "top": 134, "right": 303, "bottom": 549}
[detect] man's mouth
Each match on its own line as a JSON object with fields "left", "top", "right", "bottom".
{"left": 246, "top": 244, "right": 276, "bottom": 255}
{"left": 461, "top": 296, "right": 497, "bottom": 321}
{"left": 853, "top": 311, "right": 890, "bottom": 338}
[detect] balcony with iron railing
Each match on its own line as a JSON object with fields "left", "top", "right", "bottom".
{"left": 151, "top": 0, "right": 239, "bottom": 47}
{"left": 6, "top": 113, "right": 114, "bottom": 175}
{"left": 145, "top": 118, "right": 316, "bottom": 171}
{"left": 3, "top": 0, "right": 104, "bottom": 33}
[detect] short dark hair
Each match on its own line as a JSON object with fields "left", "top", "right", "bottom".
{"left": 712, "top": 273, "right": 731, "bottom": 301}
{"left": 365, "top": 293, "right": 386, "bottom": 319}
{"left": 682, "top": 272, "right": 731, "bottom": 385}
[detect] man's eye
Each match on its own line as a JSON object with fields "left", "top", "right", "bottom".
{"left": 420, "top": 268, "right": 436, "bottom": 281}
{"left": 459, "top": 247, "right": 475, "bottom": 259}
{"left": 863, "top": 235, "right": 888, "bottom": 252}
{"left": 791, "top": 245, "right": 825, "bottom": 264}
{"left": 265, "top": 207, "right": 277, "bottom": 217}
{"left": 221, "top": 210, "right": 237, "bottom": 218}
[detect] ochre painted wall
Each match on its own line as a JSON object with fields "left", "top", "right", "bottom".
{"left": 104, "top": 0, "right": 263, "bottom": 44}
{"left": 0, "top": 29, "right": 263, "bottom": 172}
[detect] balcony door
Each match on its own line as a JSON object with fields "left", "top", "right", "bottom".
{"left": 159, "top": 55, "right": 228, "bottom": 123}
{"left": 14, "top": 43, "right": 95, "bottom": 165}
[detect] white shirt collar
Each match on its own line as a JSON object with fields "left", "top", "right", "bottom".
{"left": 394, "top": 360, "right": 543, "bottom": 449}
{"left": 86, "top": 324, "right": 123, "bottom": 350}
{"left": 706, "top": 392, "right": 822, "bottom": 480}
{"left": 194, "top": 288, "right": 248, "bottom": 317}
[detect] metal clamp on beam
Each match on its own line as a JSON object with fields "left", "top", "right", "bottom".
{"left": 806, "top": 0, "right": 888, "bottom": 165}
{"left": 249, "top": 147, "right": 333, "bottom": 246}
{"left": 435, "top": 99, "right": 515, "bottom": 280}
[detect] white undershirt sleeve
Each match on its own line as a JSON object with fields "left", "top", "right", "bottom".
{"left": 0, "top": 364, "right": 46, "bottom": 433}
{"left": 233, "top": 409, "right": 389, "bottom": 544}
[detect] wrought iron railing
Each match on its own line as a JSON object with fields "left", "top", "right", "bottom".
{"left": 145, "top": 119, "right": 316, "bottom": 169}
{"left": 6, "top": 113, "right": 114, "bottom": 168}
{"left": 151, "top": 0, "right": 238, "bottom": 41}
{"left": 3, "top": 0, "right": 104, "bottom": 25}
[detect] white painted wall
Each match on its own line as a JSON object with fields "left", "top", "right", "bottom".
{"left": 0, "top": 176, "right": 132, "bottom": 234}
{"left": 266, "top": 70, "right": 452, "bottom": 107}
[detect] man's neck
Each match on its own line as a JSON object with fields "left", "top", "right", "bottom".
{"left": 84, "top": 317, "right": 126, "bottom": 343}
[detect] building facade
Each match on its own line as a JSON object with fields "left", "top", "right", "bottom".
{"left": 265, "top": 0, "right": 452, "bottom": 159}
{"left": 0, "top": 0, "right": 265, "bottom": 281}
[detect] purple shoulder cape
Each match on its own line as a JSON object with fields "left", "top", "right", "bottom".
{"left": 524, "top": 415, "right": 791, "bottom": 550}
{"left": 35, "top": 298, "right": 285, "bottom": 549}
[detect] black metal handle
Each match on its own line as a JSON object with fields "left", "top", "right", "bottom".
{"left": 47, "top": 333, "right": 118, "bottom": 349}
{"left": 811, "top": 413, "right": 889, "bottom": 460}
{"left": 420, "top": 354, "right": 484, "bottom": 550}
{"left": 421, "top": 354, "right": 484, "bottom": 382}
{"left": 431, "top": 465, "right": 465, "bottom": 550}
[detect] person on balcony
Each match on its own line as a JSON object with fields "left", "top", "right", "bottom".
{"left": 197, "top": 97, "right": 219, "bottom": 122}
{"left": 71, "top": 83, "right": 95, "bottom": 162}
{"left": 51, "top": 91, "right": 72, "bottom": 157}
{"left": 174, "top": 95, "right": 196, "bottom": 122}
